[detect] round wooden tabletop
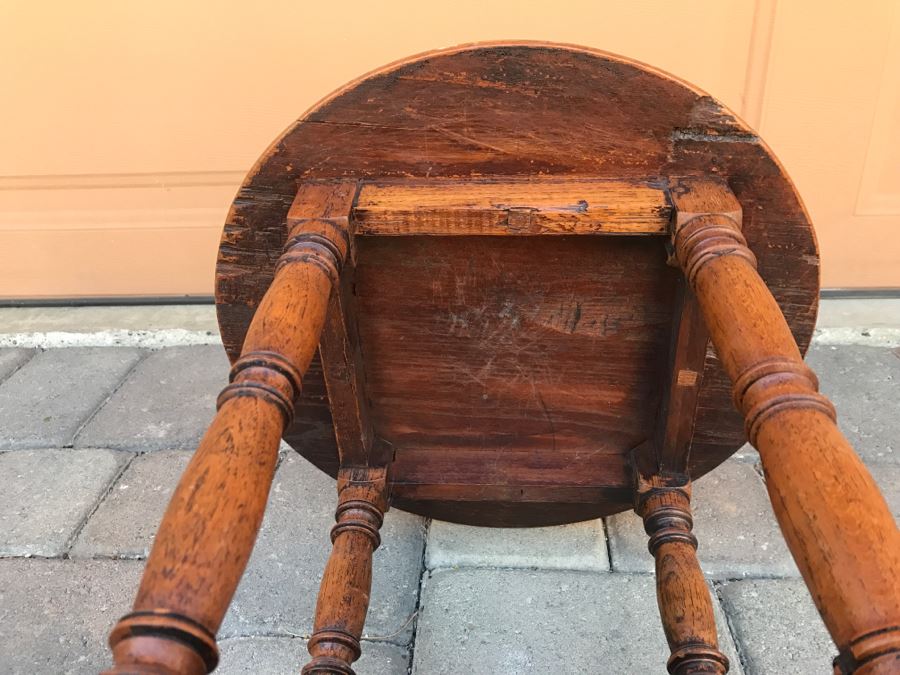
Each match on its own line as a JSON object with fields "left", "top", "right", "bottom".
{"left": 216, "top": 42, "right": 819, "bottom": 526}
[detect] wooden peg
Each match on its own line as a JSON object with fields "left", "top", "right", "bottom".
{"left": 105, "top": 181, "right": 359, "bottom": 675}
{"left": 670, "top": 178, "right": 900, "bottom": 674}
{"left": 303, "top": 467, "right": 389, "bottom": 675}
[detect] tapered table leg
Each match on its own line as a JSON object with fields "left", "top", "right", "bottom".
{"left": 303, "top": 467, "right": 388, "bottom": 675}
{"left": 638, "top": 474, "right": 729, "bottom": 675}
{"left": 105, "top": 182, "right": 357, "bottom": 675}
{"left": 671, "top": 179, "right": 900, "bottom": 674}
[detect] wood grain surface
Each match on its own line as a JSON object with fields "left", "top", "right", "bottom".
{"left": 353, "top": 177, "right": 670, "bottom": 235}
{"left": 106, "top": 182, "right": 355, "bottom": 674}
{"left": 215, "top": 42, "right": 819, "bottom": 526}
{"left": 671, "top": 178, "right": 900, "bottom": 674}
{"left": 637, "top": 474, "right": 729, "bottom": 675}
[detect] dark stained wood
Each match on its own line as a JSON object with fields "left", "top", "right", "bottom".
{"left": 667, "top": 138, "right": 819, "bottom": 478}
{"left": 634, "top": 277, "right": 711, "bottom": 477}
{"left": 670, "top": 178, "right": 900, "bottom": 674}
{"left": 105, "top": 182, "right": 356, "bottom": 675}
{"left": 304, "top": 467, "right": 389, "bottom": 674}
{"left": 353, "top": 177, "right": 671, "bottom": 235}
{"left": 104, "top": 44, "right": 900, "bottom": 675}
{"left": 318, "top": 269, "right": 388, "bottom": 468}
{"left": 660, "top": 286, "right": 709, "bottom": 473}
{"left": 290, "top": 181, "right": 391, "bottom": 468}
{"left": 215, "top": 42, "right": 819, "bottom": 527}
{"left": 637, "top": 473, "right": 729, "bottom": 675}
{"left": 354, "top": 234, "right": 673, "bottom": 525}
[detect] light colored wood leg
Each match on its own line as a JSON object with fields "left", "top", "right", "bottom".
{"left": 671, "top": 179, "right": 900, "bottom": 674}
{"left": 638, "top": 474, "right": 729, "bottom": 675}
{"left": 303, "top": 467, "right": 388, "bottom": 675}
{"left": 105, "top": 182, "right": 357, "bottom": 674}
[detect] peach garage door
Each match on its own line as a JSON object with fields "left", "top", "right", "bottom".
{"left": 1, "top": 1, "right": 898, "bottom": 298}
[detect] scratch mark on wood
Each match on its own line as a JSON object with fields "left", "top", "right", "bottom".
{"left": 537, "top": 392, "right": 557, "bottom": 454}
{"left": 569, "top": 302, "right": 583, "bottom": 333}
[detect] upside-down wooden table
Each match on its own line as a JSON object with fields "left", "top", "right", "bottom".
{"left": 105, "top": 43, "right": 900, "bottom": 674}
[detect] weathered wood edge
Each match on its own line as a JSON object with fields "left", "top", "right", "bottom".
{"left": 352, "top": 177, "right": 671, "bottom": 236}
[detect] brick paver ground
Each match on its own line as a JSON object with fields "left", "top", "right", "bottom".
{"left": 607, "top": 461, "right": 798, "bottom": 578}
{"left": 0, "top": 348, "right": 142, "bottom": 450}
{"left": 0, "top": 329, "right": 897, "bottom": 674}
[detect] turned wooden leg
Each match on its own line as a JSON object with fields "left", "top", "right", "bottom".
{"left": 638, "top": 474, "right": 729, "bottom": 675}
{"left": 303, "top": 467, "right": 388, "bottom": 675}
{"left": 671, "top": 179, "right": 900, "bottom": 674}
{"left": 105, "top": 182, "right": 357, "bottom": 675}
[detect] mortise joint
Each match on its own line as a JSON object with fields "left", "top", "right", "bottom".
{"left": 286, "top": 180, "right": 359, "bottom": 264}
{"left": 506, "top": 206, "right": 539, "bottom": 233}
{"left": 636, "top": 473, "right": 698, "bottom": 555}
{"left": 668, "top": 178, "right": 753, "bottom": 283}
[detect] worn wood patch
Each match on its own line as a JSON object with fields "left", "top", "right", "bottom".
{"left": 353, "top": 177, "right": 670, "bottom": 236}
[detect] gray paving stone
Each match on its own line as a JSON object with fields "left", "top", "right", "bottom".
{"left": 708, "top": 344, "right": 899, "bottom": 467}
{"left": 731, "top": 442, "right": 759, "bottom": 463}
{"left": 807, "top": 344, "right": 899, "bottom": 464}
{"left": 71, "top": 450, "right": 191, "bottom": 558}
{"left": 412, "top": 568, "right": 743, "bottom": 675}
{"left": 607, "top": 461, "right": 798, "bottom": 578}
{"left": 719, "top": 578, "right": 835, "bottom": 674}
{"left": 870, "top": 464, "right": 900, "bottom": 519}
{"left": 426, "top": 519, "right": 608, "bottom": 571}
{"left": 222, "top": 453, "right": 425, "bottom": 643}
{"left": 0, "top": 559, "right": 143, "bottom": 674}
{"left": 76, "top": 345, "right": 229, "bottom": 450}
{"left": 218, "top": 636, "right": 409, "bottom": 675}
{"left": 0, "top": 348, "right": 35, "bottom": 383}
{"left": 0, "top": 347, "right": 142, "bottom": 449}
{"left": 0, "top": 448, "right": 128, "bottom": 557}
